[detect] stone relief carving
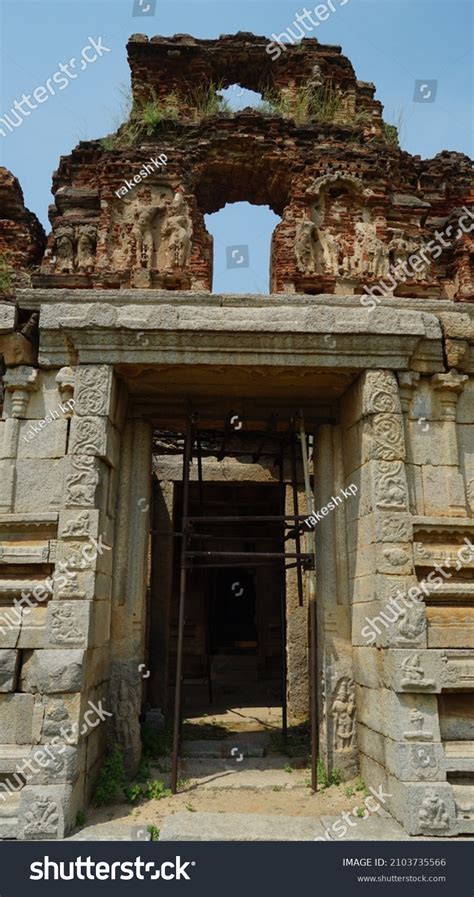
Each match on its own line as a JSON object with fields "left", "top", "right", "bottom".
{"left": 352, "top": 221, "right": 389, "bottom": 279}
{"left": 295, "top": 218, "right": 319, "bottom": 274}
{"left": 38, "top": 751, "right": 66, "bottom": 776}
{"left": 62, "top": 545, "right": 92, "bottom": 571}
{"left": 54, "top": 226, "right": 75, "bottom": 273}
{"left": 72, "top": 419, "right": 102, "bottom": 455}
{"left": 50, "top": 604, "right": 84, "bottom": 644}
{"left": 24, "top": 798, "right": 60, "bottom": 836}
{"left": 388, "top": 230, "right": 430, "bottom": 282}
{"left": 418, "top": 792, "right": 450, "bottom": 831}
{"left": 43, "top": 702, "right": 71, "bottom": 739}
{"left": 365, "top": 371, "right": 401, "bottom": 415}
{"left": 375, "top": 461, "right": 407, "bottom": 509}
{"left": 161, "top": 192, "right": 193, "bottom": 269}
{"left": 66, "top": 456, "right": 99, "bottom": 506}
{"left": 382, "top": 547, "right": 410, "bottom": 567}
{"left": 62, "top": 512, "right": 90, "bottom": 538}
{"left": 396, "top": 606, "right": 426, "bottom": 645}
{"left": 467, "top": 479, "right": 474, "bottom": 514}
{"left": 441, "top": 653, "right": 460, "bottom": 685}
{"left": 109, "top": 664, "right": 142, "bottom": 774}
{"left": 56, "top": 573, "right": 83, "bottom": 599}
{"left": 372, "top": 414, "right": 405, "bottom": 460}
{"left": 331, "top": 677, "right": 356, "bottom": 751}
{"left": 410, "top": 745, "right": 439, "bottom": 780}
{"left": 75, "top": 367, "right": 110, "bottom": 415}
{"left": 53, "top": 224, "right": 97, "bottom": 273}
{"left": 76, "top": 225, "right": 97, "bottom": 272}
{"left": 299, "top": 176, "right": 389, "bottom": 280}
{"left": 132, "top": 189, "right": 193, "bottom": 271}
{"left": 400, "top": 654, "right": 434, "bottom": 688}
{"left": 403, "top": 709, "right": 433, "bottom": 742}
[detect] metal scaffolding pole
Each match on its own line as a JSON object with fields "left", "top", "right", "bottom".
{"left": 298, "top": 414, "right": 319, "bottom": 793}
{"left": 278, "top": 447, "right": 288, "bottom": 743}
{"left": 170, "top": 412, "right": 194, "bottom": 794}
{"left": 290, "top": 431, "right": 304, "bottom": 607}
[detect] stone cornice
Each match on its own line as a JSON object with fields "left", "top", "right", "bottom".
{"left": 35, "top": 299, "right": 443, "bottom": 371}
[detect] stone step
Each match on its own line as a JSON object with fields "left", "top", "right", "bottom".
{"left": 175, "top": 757, "right": 308, "bottom": 790}
{"left": 159, "top": 811, "right": 410, "bottom": 842}
{"left": 160, "top": 811, "right": 325, "bottom": 841}
{"left": 182, "top": 739, "right": 266, "bottom": 759}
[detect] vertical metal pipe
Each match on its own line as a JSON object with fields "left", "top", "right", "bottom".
{"left": 171, "top": 413, "right": 193, "bottom": 794}
{"left": 278, "top": 447, "right": 288, "bottom": 744}
{"left": 195, "top": 428, "right": 212, "bottom": 702}
{"left": 290, "top": 432, "right": 304, "bottom": 607}
{"left": 299, "top": 415, "right": 319, "bottom": 793}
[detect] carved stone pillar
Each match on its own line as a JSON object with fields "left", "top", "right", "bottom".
{"left": 315, "top": 423, "right": 356, "bottom": 777}
{"left": 110, "top": 415, "right": 151, "bottom": 775}
{"left": 429, "top": 369, "right": 468, "bottom": 515}
{"left": 0, "top": 366, "right": 38, "bottom": 510}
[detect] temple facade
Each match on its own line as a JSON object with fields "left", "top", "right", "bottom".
{"left": 0, "top": 32, "right": 473, "bottom": 839}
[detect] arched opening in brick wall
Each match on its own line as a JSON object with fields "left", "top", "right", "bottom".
{"left": 217, "top": 84, "right": 267, "bottom": 112}
{"left": 195, "top": 151, "right": 290, "bottom": 294}
{"left": 205, "top": 202, "right": 281, "bottom": 294}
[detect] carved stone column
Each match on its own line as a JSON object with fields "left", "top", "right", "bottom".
{"left": 315, "top": 423, "right": 356, "bottom": 777}
{"left": 429, "top": 369, "right": 468, "bottom": 515}
{"left": 110, "top": 415, "right": 151, "bottom": 776}
{"left": 0, "top": 366, "right": 38, "bottom": 510}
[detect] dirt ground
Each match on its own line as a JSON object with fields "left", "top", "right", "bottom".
{"left": 85, "top": 776, "right": 367, "bottom": 833}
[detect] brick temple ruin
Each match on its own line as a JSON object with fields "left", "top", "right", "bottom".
{"left": 0, "top": 32, "right": 473, "bottom": 839}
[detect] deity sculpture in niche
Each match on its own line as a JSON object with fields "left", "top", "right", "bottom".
{"left": 388, "top": 230, "right": 430, "bottom": 282}
{"left": 299, "top": 173, "right": 390, "bottom": 281}
{"left": 76, "top": 224, "right": 97, "bottom": 272}
{"left": 135, "top": 187, "right": 171, "bottom": 269}
{"left": 161, "top": 191, "right": 193, "bottom": 269}
{"left": 295, "top": 217, "right": 319, "bottom": 274}
{"left": 54, "top": 226, "right": 75, "bottom": 273}
{"left": 134, "top": 189, "right": 193, "bottom": 271}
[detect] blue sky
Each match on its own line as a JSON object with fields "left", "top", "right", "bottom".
{"left": 0, "top": 0, "right": 472, "bottom": 293}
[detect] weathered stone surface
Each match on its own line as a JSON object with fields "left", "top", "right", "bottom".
{"left": 13, "top": 459, "right": 64, "bottom": 511}
{"left": 20, "top": 650, "right": 86, "bottom": 694}
{"left": 159, "top": 811, "right": 326, "bottom": 841}
{"left": 386, "top": 776, "right": 458, "bottom": 837}
{"left": 0, "top": 694, "right": 39, "bottom": 743}
{"left": 0, "top": 649, "right": 19, "bottom": 691}
{"left": 46, "top": 601, "right": 110, "bottom": 649}
{"left": 355, "top": 686, "right": 441, "bottom": 742}
{"left": 0, "top": 304, "right": 15, "bottom": 332}
{"left": 17, "top": 783, "right": 79, "bottom": 840}
{"left": 385, "top": 740, "right": 446, "bottom": 782}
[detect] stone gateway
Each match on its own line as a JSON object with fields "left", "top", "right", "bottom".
{"left": 0, "top": 32, "right": 473, "bottom": 839}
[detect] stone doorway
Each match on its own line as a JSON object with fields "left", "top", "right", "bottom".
{"left": 150, "top": 481, "right": 285, "bottom": 721}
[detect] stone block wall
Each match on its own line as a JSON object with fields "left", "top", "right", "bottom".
{"left": 343, "top": 365, "right": 474, "bottom": 836}
{"left": 0, "top": 360, "right": 147, "bottom": 838}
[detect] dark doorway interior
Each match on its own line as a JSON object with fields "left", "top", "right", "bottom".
{"left": 209, "top": 567, "right": 257, "bottom": 654}
{"left": 164, "top": 481, "right": 283, "bottom": 714}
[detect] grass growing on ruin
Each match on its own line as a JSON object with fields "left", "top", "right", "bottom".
{"left": 260, "top": 81, "right": 345, "bottom": 125}
{"left": 93, "top": 742, "right": 176, "bottom": 807}
{"left": 316, "top": 760, "right": 342, "bottom": 789}
{"left": 190, "top": 82, "right": 231, "bottom": 117}
{"left": 382, "top": 122, "right": 399, "bottom": 146}
{"left": 94, "top": 745, "right": 126, "bottom": 806}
